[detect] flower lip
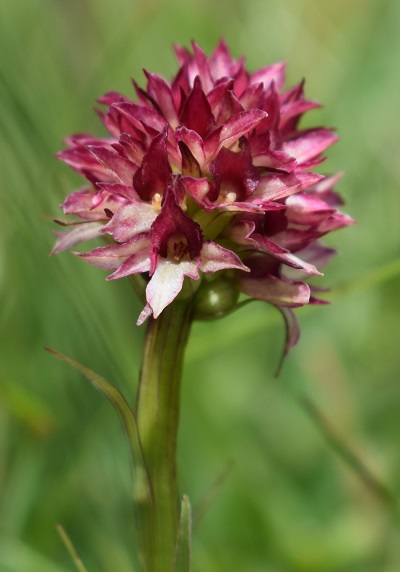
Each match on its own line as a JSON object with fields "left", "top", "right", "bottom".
{"left": 167, "top": 234, "right": 190, "bottom": 261}
{"left": 150, "top": 187, "right": 203, "bottom": 271}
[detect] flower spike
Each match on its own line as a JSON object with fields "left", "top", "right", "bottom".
{"left": 54, "top": 40, "right": 353, "bottom": 355}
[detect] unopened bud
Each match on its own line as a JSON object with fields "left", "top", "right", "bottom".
{"left": 194, "top": 277, "right": 239, "bottom": 319}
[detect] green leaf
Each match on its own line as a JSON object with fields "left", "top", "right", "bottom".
{"left": 174, "top": 495, "right": 192, "bottom": 572}
{"left": 56, "top": 525, "right": 88, "bottom": 572}
{"left": 44, "top": 347, "right": 151, "bottom": 503}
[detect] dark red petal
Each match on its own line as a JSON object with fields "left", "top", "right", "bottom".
{"left": 97, "top": 183, "right": 140, "bottom": 202}
{"left": 262, "top": 209, "right": 288, "bottom": 237}
{"left": 100, "top": 108, "right": 126, "bottom": 138}
{"left": 314, "top": 211, "right": 355, "bottom": 234}
{"left": 216, "top": 90, "right": 244, "bottom": 124}
{"left": 173, "top": 43, "right": 191, "bottom": 66}
{"left": 132, "top": 79, "right": 155, "bottom": 108}
{"left": 171, "top": 65, "right": 190, "bottom": 108}
{"left": 175, "top": 126, "right": 206, "bottom": 167}
{"left": 254, "top": 172, "right": 324, "bottom": 202}
{"left": 220, "top": 108, "right": 268, "bottom": 145}
{"left": 241, "top": 251, "right": 279, "bottom": 277}
{"left": 282, "top": 128, "right": 338, "bottom": 165}
{"left": 261, "top": 83, "right": 281, "bottom": 133}
{"left": 309, "top": 172, "right": 345, "bottom": 206}
{"left": 179, "top": 76, "right": 216, "bottom": 138}
{"left": 250, "top": 233, "right": 321, "bottom": 275}
{"left": 250, "top": 133, "right": 297, "bottom": 172}
{"left": 192, "top": 41, "right": 214, "bottom": 93}
{"left": 209, "top": 140, "right": 259, "bottom": 202}
{"left": 178, "top": 141, "right": 202, "bottom": 177}
{"left": 117, "top": 133, "right": 146, "bottom": 165}
{"left": 133, "top": 128, "right": 172, "bottom": 201}
{"left": 112, "top": 101, "right": 167, "bottom": 135}
{"left": 207, "top": 78, "right": 234, "bottom": 111}
{"left": 87, "top": 146, "right": 137, "bottom": 185}
{"left": 209, "top": 39, "right": 237, "bottom": 79}
{"left": 251, "top": 62, "right": 286, "bottom": 92}
{"left": 253, "top": 149, "right": 297, "bottom": 172}
{"left": 269, "top": 228, "right": 325, "bottom": 251}
{"left": 144, "top": 70, "right": 179, "bottom": 126}
{"left": 285, "top": 193, "right": 336, "bottom": 226}
{"left": 279, "top": 81, "right": 320, "bottom": 134}
{"left": 205, "top": 108, "right": 267, "bottom": 161}
{"left": 64, "top": 134, "right": 115, "bottom": 147}
{"left": 239, "top": 82, "right": 266, "bottom": 111}
{"left": 97, "top": 91, "right": 127, "bottom": 106}
{"left": 232, "top": 59, "right": 249, "bottom": 98}
{"left": 56, "top": 146, "right": 110, "bottom": 184}
{"left": 296, "top": 156, "right": 327, "bottom": 171}
{"left": 280, "top": 91, "right": 321, "bottom": 133}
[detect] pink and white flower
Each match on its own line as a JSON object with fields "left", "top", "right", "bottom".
{"left": 53, "top": 40, "right": 353, "bottom": 353}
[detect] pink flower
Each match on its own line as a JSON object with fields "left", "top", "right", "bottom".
{"left": 53, "top": 40, "right": 353, "bottom": 352}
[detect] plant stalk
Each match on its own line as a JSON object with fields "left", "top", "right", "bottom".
{"left": 135, "top": 301, "right": 193, "bottom": 572}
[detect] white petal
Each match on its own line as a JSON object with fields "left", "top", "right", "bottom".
{"left": 200, "top": 241, "right": 249, "bottom": 273}
{"left": 146, "top": 259, "right": 199, "bottom": 318}
{"left": 101, "top": 202, "right": 158, "bottom": 242}
{"left": 240, "top": 275, "right": 310, "bottom": 307}
{"left": 77, "top": 233, "right": 150, "bottom": 272}
{"left": 51, "top": 222, "right": 103, "bottom": 254}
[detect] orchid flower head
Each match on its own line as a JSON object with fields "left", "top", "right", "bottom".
{"left": 53, "top": 40, "right": 353, "bottom": 355}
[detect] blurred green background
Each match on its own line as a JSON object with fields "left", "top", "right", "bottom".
{"left": 1, "top": 0, "right": 400, "bottom": 570}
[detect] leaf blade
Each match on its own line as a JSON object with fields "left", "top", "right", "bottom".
{"left": 301, "top": 396, "right": 396, "bottom": 507}
{"left": 44, "top": 347, "right": 151, "bottom": 504}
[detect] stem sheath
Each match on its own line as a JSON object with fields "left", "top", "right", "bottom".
{"left": 136, "top": 301, "right": 193, "bottom": 572}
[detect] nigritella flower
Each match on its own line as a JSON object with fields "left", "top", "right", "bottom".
{"left": 53, "top": 40, "right": 353, "bottom": 353}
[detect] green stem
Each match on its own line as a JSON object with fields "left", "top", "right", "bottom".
{"left": 136, "top": 301, "right": 193, "bottom": 572}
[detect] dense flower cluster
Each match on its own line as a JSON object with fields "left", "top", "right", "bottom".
{"left": 53, "top": 40, "right": 353, "bottom": 353}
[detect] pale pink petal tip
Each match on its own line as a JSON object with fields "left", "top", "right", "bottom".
{"left": 136, "top": 304, "right": 153, "bottom": 326}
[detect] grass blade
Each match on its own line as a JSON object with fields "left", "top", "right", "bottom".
{"left": 193, "top": 460, "right": 234, "bottom": 528}
{"left": 56, "top": 525, "right": 88, "bottom": 572}
{"left": 301, "top": 396, "right": 396, "bottom": 507}
{"left": 44, "top": 347, "right": 151, "bottom": 504}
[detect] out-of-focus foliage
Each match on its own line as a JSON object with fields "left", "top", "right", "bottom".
{"left": 1, "top": 0, "right": 400, "bottom": 570}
